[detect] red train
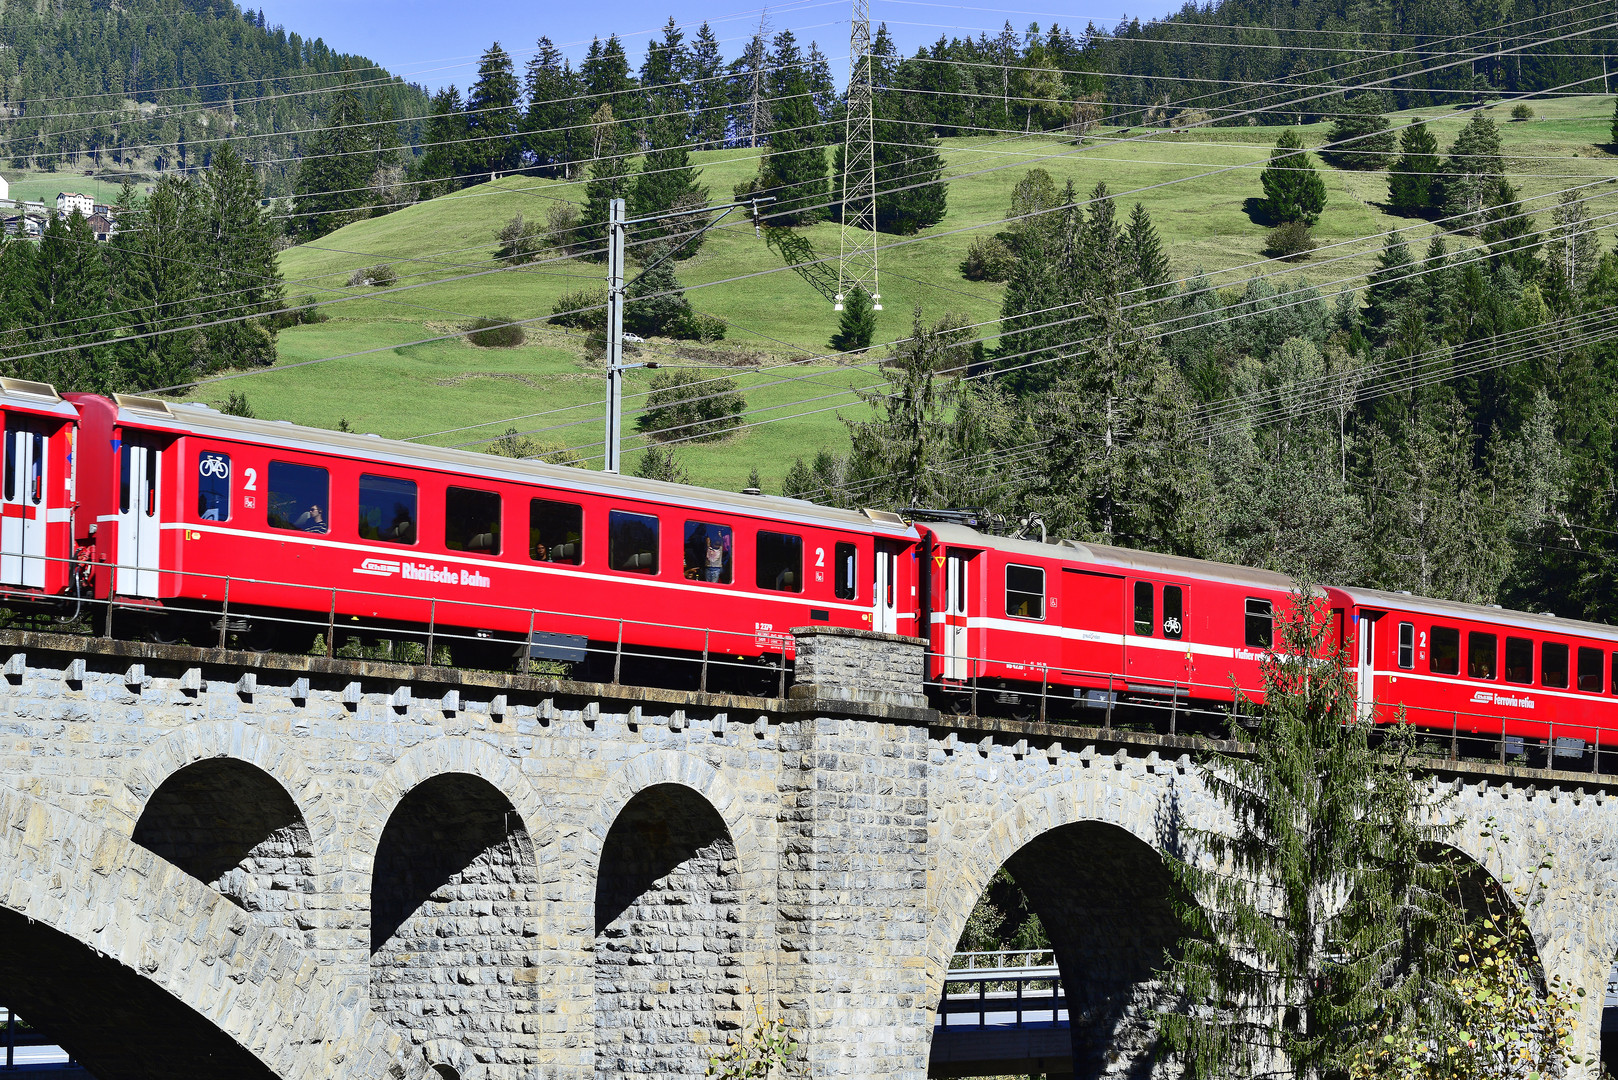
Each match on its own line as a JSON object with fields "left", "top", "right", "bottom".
{"left": 7, "top": 378, "right": 1616, "bottom": 759}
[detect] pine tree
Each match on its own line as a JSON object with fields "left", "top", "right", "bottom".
{"left": 523, "top": 39, "right": 569, "bottom": 176}
{"left": 1611, "top": 94, "right": 1618, "bottom": 146}
{"left": 464, "top": 42, "right": 521, "bottom": 176}
{"left": 1126, "top": 202, "right": 1170, "bottom": 297}
{"left": 863, "top": 56, "right": 948, "bottom": 234}
{"left": 1319, "top": 93, "right": 1395, "bottom": 170}
{"left": 688, "top": 23, "right": 729, "bottom": 150}
{"left": 25, "top": 212, "right": 115, "bottom": 390}
{"left": 291, "top": 75, "right": 379, "bottom": 238}
{"left": 1443, "top": 113, "right": 1504, "bottom": 233}
{"left": 113, "top": 175, "right": 201, "bottom": 391}
{"left": 760, "top": 31, "right": 828, "bottom": 225}
{"left": 1481, "top": 178, "right": 1537, "bottom": 280}
{"left": 1259, "top": 126, "right": 1327, "bottom": 226}
{"left": 416, "top": 85, "right": 468, "bottom": 193}
{"left": 1364, "top": 232, "right": 1416, "bottom": 339}
{"left": 1387, "top": 121, "right": 1442, "bottom": 217}
{"left": 623, "top": 249, "right": 694, "bottom": 338}
{"left": 830, "top": 286, "right": 877, "bottom": 352}
{"left": 629, "top": 113, "right": 709, "bottom": 256}
{"left": 194, "top": 143, "right": 281, "bottom": 370}
{"left": 1545, "top": 188, "right": 1598, "bottom": 301}
{"left": 1157, "top": 595, "right": 1456, "bottom": 1080}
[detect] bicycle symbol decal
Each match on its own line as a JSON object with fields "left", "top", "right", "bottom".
{"left": 1163, "top": 616, "right": 1183, "bottom": 636}
{"left": 198, "top": 455, "right": 230, "bottom": 479}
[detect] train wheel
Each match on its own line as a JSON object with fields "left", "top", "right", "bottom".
{"left": 140, "top": 614, "right": 188, "bottom": 646}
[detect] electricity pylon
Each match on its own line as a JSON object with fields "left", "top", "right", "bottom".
{"left": 835, "top": 0, "right": 880, "bottom": 312}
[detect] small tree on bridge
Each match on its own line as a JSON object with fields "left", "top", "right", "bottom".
{"left": 1156, "top": 591, "right": 1458, "bottom": 1080}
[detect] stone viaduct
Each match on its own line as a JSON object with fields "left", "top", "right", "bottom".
{"left": 1, "top": 625, "right": 1615, "bottom": 1080}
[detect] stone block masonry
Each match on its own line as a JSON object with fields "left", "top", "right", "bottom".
{"left": 0, "top": 628, "right": 1615, "bottom": 1080}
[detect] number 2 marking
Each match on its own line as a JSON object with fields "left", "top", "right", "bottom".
{"left": 243, "top": 468, "right": 258, "bottom": 491}
{"left": 815, "top": 547, "right": 825, "bottom": 567}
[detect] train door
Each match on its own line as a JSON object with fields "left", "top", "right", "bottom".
{"left": 0, "top": 418, "right": 48, "bottom": 588}
{"left": 115, "top": 436, "right": 163, "bottom": 597}
{"left": 873, "top": 541, "right": 900, "bottom": 634}
{"left": 1356, "top": 611, "right": 1380, "bottom": 722}
{"left": 1061, "top": 569, "right": 1125, "bottom": 682}
{"left": 942, "top": 549, "right": 972, "bottom": 680}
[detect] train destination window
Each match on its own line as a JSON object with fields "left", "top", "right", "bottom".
{"left": 530, "top": 499, "right": 583, "bottom": 564}
{"left": 1578, "top": 647, "right": 1603, "bottom": 692}
{"left": 1505, "top": 637, "right": 1533, "bottom": 683}
{"left": 1541, "top": 642, "right": 1569, "bottom": 688}
{"left": 1398, "top": 623, "right": 1415, "bottom": 669}
{"left": 834, "top": 542, "right": 857, "bottom": 600}
{"left": 445, "top": 487, "right": 501, "bottom": 554}
{"left": 757, "top": 531, "right": 803, "bottom": 592}
{"left": 1244, "top": 598, "right": 1273, "bottom": 648}
{"left": 358, "top": 475, "right": 416, "bottom": 544}
{"left": 1006, "top": 565, "right": 1045, "bottom": 620}
{"left": 608, "top": 510, "right": 658, "bottom": 574}
{"left": 1429, "top": 626, "right": 1460, "bottom": 676}
{"left": 197, "top": 451, "right": 230, "bottom": 522}
{"left": 1134, "top": 582, "right": 1154, "bottom": 636}
{"left": 267, "top": 461, "right": 329, "bottom": 533}
{"left": 684, "top": 521, "right": 733, "bottom": 583}
{"left": 1467, "top": 632, "right": 1497, "bottom": 680}
{"left": 1163, "top": 586, "right": 1184, "bottom": 640}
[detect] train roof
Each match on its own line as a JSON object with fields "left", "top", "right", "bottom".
{"left": 1329, "top": 585, "right": 1618, "bottom": 642}
{"left": 922, "top": 522, "right": 1298, "bottom": 591}
{"left": 0, "top": 379, "right": 78, "bottom": 420}
{"left": 99, "top": 394, "right": 918, "bottom": 539}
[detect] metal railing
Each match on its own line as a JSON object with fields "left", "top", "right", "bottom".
{"left": 938, "top": 966, "right": 1067, "bottom": 1029}
{"left": 12, "top": 552, "right": 1618, "bottom": 769}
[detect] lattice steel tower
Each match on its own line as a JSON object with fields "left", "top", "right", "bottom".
{"left": 835, "top": 0, "right": 880, "bottom": 311}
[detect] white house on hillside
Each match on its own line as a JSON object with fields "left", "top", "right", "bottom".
{"left": 0, "top": 174, "right": 8, "bottom": 202}
{"left": 56, "top": 191, "right": 93, "bottom": 217}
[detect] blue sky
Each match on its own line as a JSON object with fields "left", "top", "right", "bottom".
{"left": 254, "top": 0, "right": 1163, "bottom": 92}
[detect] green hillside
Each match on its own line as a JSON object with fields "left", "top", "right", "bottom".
{"left": 188, "top": 95, "right": 1618, "bottom": 493}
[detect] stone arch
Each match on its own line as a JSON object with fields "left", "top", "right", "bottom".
{"left": 0, "top": 785, "right": 423, "bottom": 1080}
{"left": 132, "top": 758, "right": 316, "bottom": 947}
{"left": 592, "top": 781, "right": 745, "bottom": 1080}
{"left": 925, "top": 778, "right": 1194, "bottom": 1079}
{"left": 370, "top": 772, "right": 541, "bottom": 1079}
{"left": 120, "top": 721, "right": 333, "bottom": 849}
{"left": 418, "top": 1039, "right": 483, "bottom": 1080}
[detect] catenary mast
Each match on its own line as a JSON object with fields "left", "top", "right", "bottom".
{"left": 835, "top": 0, "right": 880, "bottom": 312}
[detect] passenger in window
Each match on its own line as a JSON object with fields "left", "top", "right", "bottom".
{"left": 704, "top": 534, "right": 725, "bottom": 582}
{"left": 295, "top": 504, "right": 327, "bottom": 533}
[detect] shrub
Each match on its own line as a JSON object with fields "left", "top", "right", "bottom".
{"left": 1511, "top": 103, "right": 1535, "bottom": 121}
{"left": 466, "top": 317, "right": 525, "bottom": 348}
{"left": 675, "top": 311, "right": 728, "bottom": 343}
{"left": 221, "top": 390, "right": 254, "bottom": 417}
{"left": 496, "top": 213, "right": 545, "bottom": 263}
{"left": 637, "top": 368, "right": 745, "bottom": 443}
{"left": 550, "top": 286, "right": 607, "bottom": 332}
{"left": 487, "top": 427, "right": 583, "bottom": 466}
{"left": 348, "top": 263, "right": 397, "bottom": 287}
{"left": 1264, "top": 220, "right": 1318, "bottom": 261}
{"left": 959, "top": 235, "right": 1016, "bottom": 282}
{"left": 544, "top": 202, "right": 581, "bottom": 253}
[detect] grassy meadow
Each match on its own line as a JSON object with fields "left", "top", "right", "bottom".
{"left": 176, "top": 94, "right": 1618, "bottom": 493}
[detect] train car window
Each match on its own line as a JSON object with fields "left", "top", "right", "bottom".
{"left": 267, "top": 461, "right": 330, "bottom": 534}
{"left": 1429, "top": 626, "right": 1459, "bottom": 675}
{"left": 1467, "top": 633, "right": 1497, "bottom": 680}
{"left": 1505, "top": 637, "right": 1533, "bottom": 683}
{"left": 445, "top": 487, "right": 501, "bottom": 554}
{"left": 608, "top": 510, "right": 658, "bottom": 574}
{"left": 1163, "top": 586, "right": 1184, "bottom": 640}
{"left": 357, "top": 475, "right": 416, "bottom": 544}
{"left": 756, "top": 531, "right": 803, "bottom": 592}
{"left": 1398, "top": 622, "right": 1415, "bottom": 669}
{"left": 1006, "top": 564, "right": 1045, "bottom": 620}
{"left": 1578, "top": 647, "right": 1603, "bottom": 692}
{"left": 530, "top": 499, "right": 583, "bottom": 564}
{"left": 1611, "top": 652, "right": 1618, "bottom": 695}
{"left": 117, "top": 444, "right": 129, "bottom": 512}
{"left": 1541, "top": 642, "right": 1569, "bottom": 688}
{"left": 684, "top": 521, "right": 733, "bottom": 584}
{"left": 1244, "top": 598, "right": 1273, "bottom": 648}
{"left": 197, "top": 451, "right": 231, "bottom": 522}
{"left": 1134, "top": 582, "right": 1154, "bottom": 636}
{"left": 834, "top": 542, "right": 857, "bottom": 600}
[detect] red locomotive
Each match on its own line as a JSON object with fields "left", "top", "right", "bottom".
{"left": 5, "top": 381, "right": 1616, "bottom": 760}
